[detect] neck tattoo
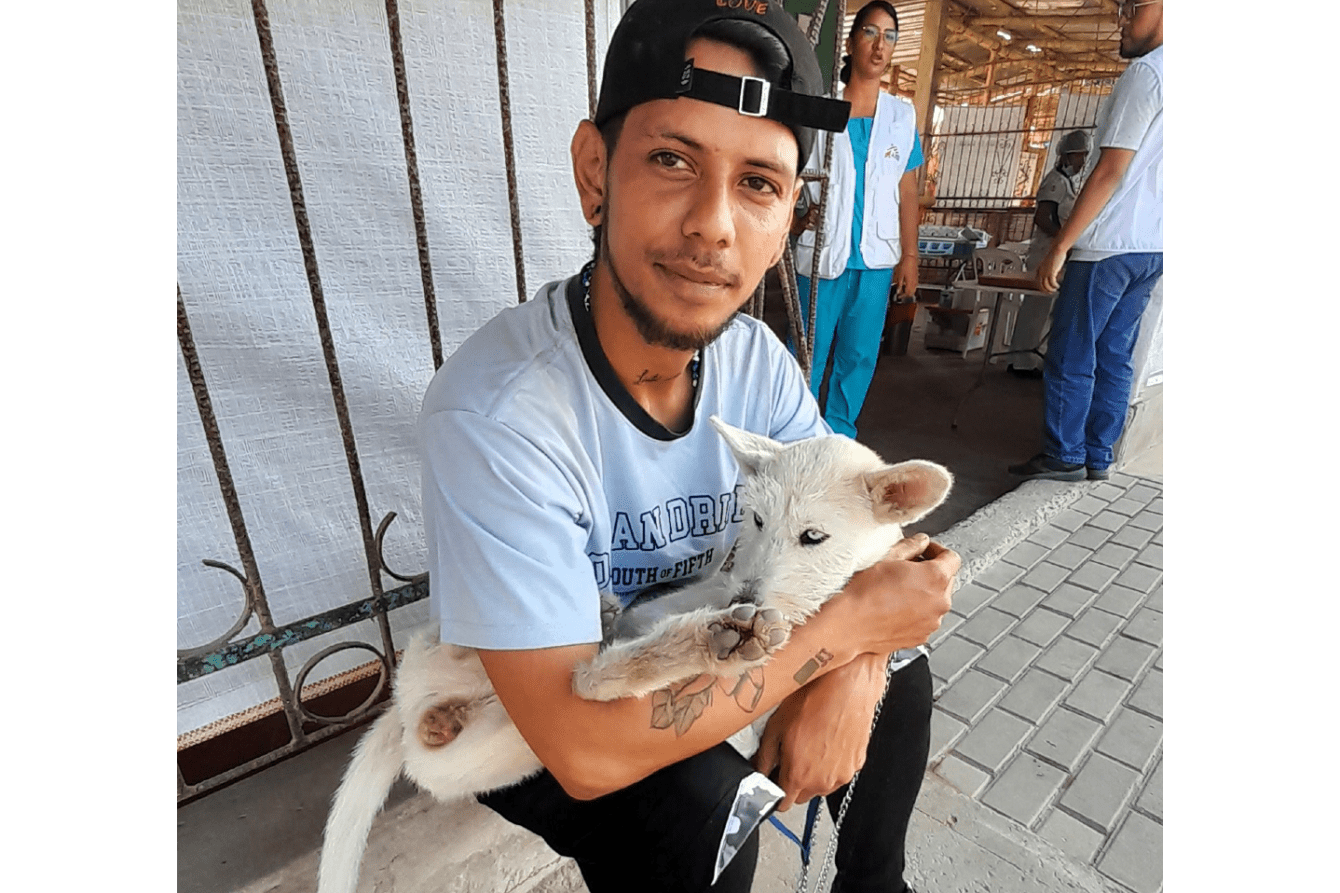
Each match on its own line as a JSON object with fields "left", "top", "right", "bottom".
{"left": 581, "top": 261, "right": 700, "bottom": 390}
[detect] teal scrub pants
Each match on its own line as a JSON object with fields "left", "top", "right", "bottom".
{"left": 796, "top": 267, "right": 894, "bottom": 438}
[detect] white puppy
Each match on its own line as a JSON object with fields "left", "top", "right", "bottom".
{"left": 318, "top": 417, "right": 952, "bottom": 893}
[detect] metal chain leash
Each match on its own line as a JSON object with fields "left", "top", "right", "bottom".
{"left": 795, "top": 655, "right": 897, "bottom": 893}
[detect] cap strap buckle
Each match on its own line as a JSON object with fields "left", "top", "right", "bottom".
{"left": 737, "top": 76, "right": 770, "bottom": 118}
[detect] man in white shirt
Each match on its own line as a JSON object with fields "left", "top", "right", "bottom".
{"left": 1010, "top": 0, "right": 1163, "bottom": 482}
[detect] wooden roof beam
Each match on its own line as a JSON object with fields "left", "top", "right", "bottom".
{"left": 966, "top": 14, "right": 1119, "bottom": 30}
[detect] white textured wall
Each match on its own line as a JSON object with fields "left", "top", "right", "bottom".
{"left": 177, "top": 0, "right": 621, "bottom": 737}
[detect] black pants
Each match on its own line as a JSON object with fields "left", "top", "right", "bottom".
{"left": 479, "top": 655, "right": 932, "bottom": 893}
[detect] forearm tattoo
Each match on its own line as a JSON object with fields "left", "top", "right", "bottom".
{"left": 650, "top": 668, "right": 766, "bottom": 736}
{"left": 792, "top": 648, "right": 834, "bottom": 685}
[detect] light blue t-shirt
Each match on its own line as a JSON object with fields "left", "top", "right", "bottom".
{"left": 419, "top": 272, "right": 829, "bottom": 650}
{"left": 848, "top": 122, "right": 924, "bottom": 271}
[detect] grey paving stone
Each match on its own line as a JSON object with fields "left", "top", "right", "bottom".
{"left": 1067, "top": 559, "right": 1121, "bottom": 593}
{"left": 1001, "top": 539, "right": 1051, "bottom": 571}
{"left": 1041, "top": 582, "right": 1101, "bottom": 618}
{"left": 1096, "top": 707, "right": 1162, "bottom": 773}
{"left": 954, "top": 708, "right": 1035, "bottom": 773}
{"left": 1050, "top": 508, "right": 1088, "bottom": 532}
{"left": 1038, "top": 808, "right": 1106, "bottom": 865}
{"left": 929, "top": 707, "right": 969, "bottom": 762}
{"left": 1147, "top": 496, "right": 1163, "bottom": 514}
{"left": 1026, "top": 706, "right": 1103, "bottom": 771}
{"left": 1091, "top": 541, "right": 1139, "bottom": 570}
{"left": 1107, "top": 471, "right": 1139, "bottom": 487}
{"left": 1128, "top": 667, "right": 1163, "bottom": 719}
{"left": 1092, "top": 584, "right": 1146, "bottom": 618}
{"left": 934, "top": 753, "right": 990, "bottom": 797}
{"left": 1108, "top": 524, "right": 1155, "bottom": 550}
{"left": 1034, "top": 636, "right": 1100, "bottom": 679}
{"left": 1145, "top": 584, "right": 1162, "bottom": 612}
{"left": 1088, "top": 510, "right": 1128, "bottom": 532}
{"left": 1087, "top": 481, "right": 1126, "bottom": 502}
{"left": 1093, "top": 635, "right": 1158, "bottom": 681}
{"left": 1114, "top": 562, "right": 1162, "bottom": 594}
{"left": 1064, "top": 525, "right": 1111, "bottom": 550}
{"left": 1127, "top": 509, "right": 1161, "bottom": 532}
{"left": 999, "top": 668, "right": 1071, "bottom": 724}
{"left": 981, "top": 753, "right": 1069, "bottom": 828}
{"left": 1123, "top": 606, "right": 1162, "bottom": 646}
{"left": 1135, "top": 542, "right": 1163, "bottom": 568}
{"left": 1127, "top": 483, "right": 1160, "bottom": 505}
{"left": 1098, "top": 811, "right": 1163, "bottom": 893}
{"left": 1151, "top": 529, "right": 1162, "bottom": 546}
{"left": 1106, "top": 496, "right": 1145, "bottom": 517}
{"left": 976, "top": 634, "right": 1044, "bottom": 683}
{"left": 948, "top": 581, "right": 995, "bottom": 617}
{"left": 1026, "top": 525, "right": 1069, "bottom": 549}
{"left": 927, "top": 610, "right": 964, "bottom": 647}
{"left": 956, "top": 607, "right": 1017, "bottom": 649}
{"left": 928, "top": 637, "right": 984, "bottom": 686}
{"left": 936, "top": 669, "right": 1009, "bottom": 724}
{"left": 972, "top": 560, "right": 1026, "bottom": 593}
{"left": 1066, "top": 607, "right": 1125, "bottom": 649}
{"left": 1012, "top": 607, "right": 1071, "bottom": 648}
{"left": 1136, "top": 759, "right": 1163, "bottom": 820}
{"left": 1046, "top": 542, "right": 1094, "bottom": 571}
{"left": 1065, "top": 669, "right": 1131, "bottom": 723}
{"left": 1071, "top": 494, "right": 1109, "bottom": 515}
{"left": 1059, "top": 752, "right": 1142, "bottom": 831}
{"left": 1020, "top": 561, "right": 1071, "bottom": 592}
{"left": 990, "top": 583, "right": 1050, "bottom": 618}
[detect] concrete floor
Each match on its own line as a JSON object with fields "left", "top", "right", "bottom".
{"left": 178, "top": 299, "right": 1161, "bottom": 893}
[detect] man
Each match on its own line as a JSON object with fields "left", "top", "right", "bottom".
{"left": 1009, "top": 129, "right": 1091, "bottom": 378}
{"left": 1010, "top": 0, "right": 1163, "bottom": 482}
{"left": 418, "top": 1, "right": 959, "bottom": 891}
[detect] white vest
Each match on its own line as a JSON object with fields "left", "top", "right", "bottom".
{"left": 794, "top": 91, "right": 918, "bottom": 280}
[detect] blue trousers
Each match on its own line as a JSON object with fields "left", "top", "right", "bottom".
{"left": 1042, "top": 253, "right": 1163, "bottom": 469}
{"left": 795, "top": 267, "right": 894, "bottom": 438}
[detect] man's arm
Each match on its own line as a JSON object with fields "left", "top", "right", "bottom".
{"left": 1034, "top": 147, "right": 1135, "bottom": 292}
{"left": 1033, "top": 200, "right": 1062, "bottom": 237}
{"left": 479, "top": 538, "right": 958, "bottom": 800}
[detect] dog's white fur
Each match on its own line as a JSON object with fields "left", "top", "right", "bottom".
{"left": 318, "top": 418, "right": 952, "bottom": 893}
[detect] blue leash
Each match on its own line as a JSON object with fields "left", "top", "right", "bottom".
{"left": 767, "top": 797, "right": 823, "bottom": 866}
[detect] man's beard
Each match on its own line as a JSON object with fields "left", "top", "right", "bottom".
{"left": 601, "top": 224, "right": 747, "bottom": 353}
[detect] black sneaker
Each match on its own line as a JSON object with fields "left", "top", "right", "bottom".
{"left": 1008, "top": 453, "right": 1086, "bottom": 481}
{"left": 1087, "top": 467, "right": 1111, "bottom": 481}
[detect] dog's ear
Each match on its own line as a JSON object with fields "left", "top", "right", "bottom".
{"left": 863, "top": 461, "right": 954, "bottom": 525}
{"left": 709, "top": 416, "right": 782, "bottom": 476}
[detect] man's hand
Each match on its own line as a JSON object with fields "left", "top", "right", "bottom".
{"left": 751, "top": 652, "right": 886, "bottom": 811}
{"left": 894, "top": 255, "right": 919, "bottom": 299}
{"left": 840, "top": 536, "right": 959, "bottom": 657}
{"left": 1035, "top": 245, "right": 1066, "bottom": 293}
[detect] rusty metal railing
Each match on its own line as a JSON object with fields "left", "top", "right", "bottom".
{"left": 177, "top": 0, "right": 604, "bottom": 804}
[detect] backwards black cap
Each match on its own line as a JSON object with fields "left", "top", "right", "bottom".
{"left": 593, "top": 0, "right": 850, "bottom": 164}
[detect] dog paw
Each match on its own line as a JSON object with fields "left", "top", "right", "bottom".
{"left": 707, "top": 604, "right": 789, "bottom": 668}
{"left": 418, "top": 700, "right": 470, "bottom": 748}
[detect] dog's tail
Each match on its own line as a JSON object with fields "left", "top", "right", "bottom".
{"left": 317, "top": 704, "right": 404, "bottom": 893}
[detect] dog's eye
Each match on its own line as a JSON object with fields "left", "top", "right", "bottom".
{"left": 753, "top": 511, "right": 764, "bottom": 530}
{"left": 799, "top": 529, "right": 829, "bottom": 546}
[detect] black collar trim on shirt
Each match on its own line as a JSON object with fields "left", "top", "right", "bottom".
{"left": 566, "top": 264, "right": 702, "bottom": 443}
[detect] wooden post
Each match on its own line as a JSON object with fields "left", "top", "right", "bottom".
{"left": 913, "top": 0, "right": 948, "bottom": 148}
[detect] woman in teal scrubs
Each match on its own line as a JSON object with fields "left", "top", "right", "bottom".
{"left": 793, "top": 1, "right": 923, "bottom": 438}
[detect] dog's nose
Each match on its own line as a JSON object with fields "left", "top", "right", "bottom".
{"left": 729, "top": 578, "right": 761, "bottom": 606}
